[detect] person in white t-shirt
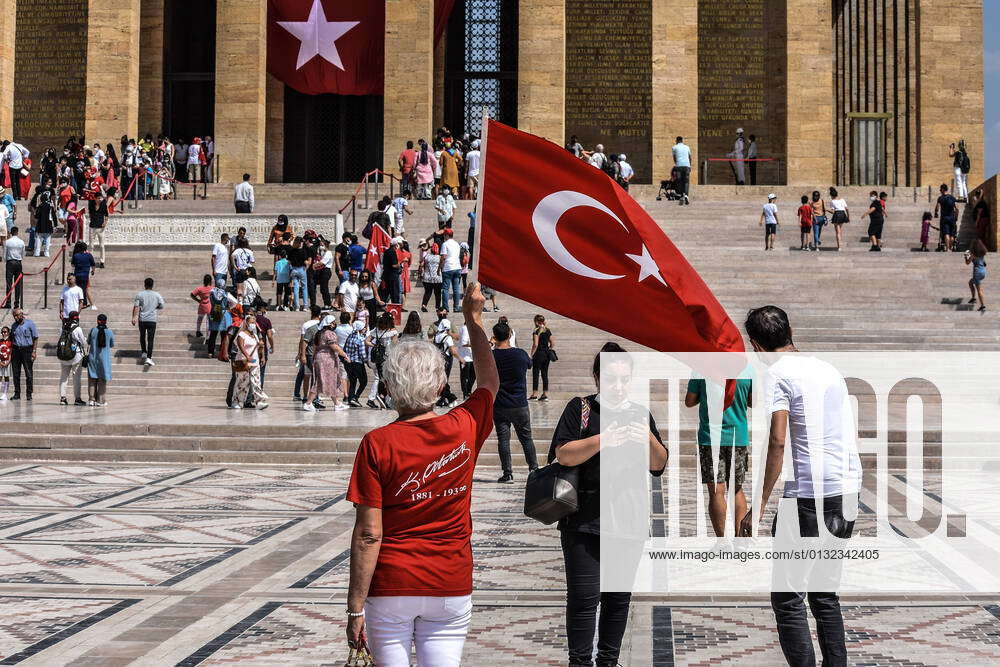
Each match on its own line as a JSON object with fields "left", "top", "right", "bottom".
{"left": 338, "top": 269, "right": 361, "bottom": 314}
{"left": 187, "top": 138, "right": 202, "bottom": 183}
{"left": 739, "top": 305, "right": 860, "bottom": 667}
{"left": 759, "top": 193, "right": 779, "bottom": 251}
{"left": 465, "top": 140, "right": 482, "bottom": 199}
{"left": 457, "top": 324, "right": 475, "bottom": 399}
{"left": 60, "top": 274, "right": 85, "bottom": 320}
{"left": 440, "top": 229, "right": 463, "bottom": 312}
{"left": 211, "top": 234, "right": 230, "bottom": 285}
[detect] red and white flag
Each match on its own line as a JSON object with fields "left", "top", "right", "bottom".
{"left": 475, "top": 119, "right": 744, "bottom": 362}
{"left": 365, "top": 223, "right": 392, "bottom": 278}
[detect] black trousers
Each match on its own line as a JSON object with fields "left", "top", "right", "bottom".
{"left": 4, "top": 259, "right": 22, "bottom": 309}
{"left": 459, "top": 362, "right": 476, "bottom": 398}
{"left": 313, "top": 267, "right": 332, "bottom": 307}
{"left": 675, "top": 166, "right": 690, "bottom": 197}
{"left": 207, "top": 329, "right": 220, "bottom": 356}
{"left": 532, "top": 353, "right": 550, "bottom": 392}
{"left": 771, "top": 496, "right": 854, "bottom": 667}
{"left": 385, "top": 272, "right": 401, "bottom": 304}
{"left": 234, "top": 201, "right": 252, "bottom": 213}
{"left": 346, "top": 361, "right": 367, "bottom": 401}
{"left": 561, "top": 531, "right": 631, "bottom": 666}
{"left": 493, "top": 405, "right": 538, "bottom": 474}
{"left": 11, "top": 345, "right": 33, "bottom": 397}
{"left": 749, "top": 160, "right": 758, "bottom": 185}
{"left": 438, "top": 356, "right": 457, "bottom": 404}
{"left": 421, "top": 281, "right": 441, "bottom": 309}
{"left": 138, "top": 321, "right": 157, "bottom": 358}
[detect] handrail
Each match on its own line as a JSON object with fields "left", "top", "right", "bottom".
{"left": 337, "top": 169, "right": 400, "bottom": 215}
{"left": 0, "top": 243, "right": 67, "bottom": 313}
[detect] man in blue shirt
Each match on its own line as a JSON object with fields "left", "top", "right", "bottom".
{"left": 348, "top": 234, "right": 365, "bottom": 272}
{"left": 491, "top": 321, "right": 537, "bottom": 484}
{"left": 685, "top": 376, "right": 752, "bottom": 537}
{"left": 672, "top": 136, "right": 692, "bottom": 206}
{"left": 9, "top": 308, "right": 38, "bottom": 400}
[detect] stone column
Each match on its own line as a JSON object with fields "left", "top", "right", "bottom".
{"left": 138, "top": 0, "right": 164, "bottom": 138}
{"left": 518, "top": 0, "right": 564, "bottom": 144}
{"left": 84, "top": 0, "right": 140, "bottom": 142}
{"left": 265, "top": 75, "right": 284, "bottom": 183}
{"left": 384, "top": 0, "right": 434, "bottom": 175}
{"left": 919, "top": 0, "right": 983, "bottom": 189}
{"left": 214, "top": 0, "right": 266, "bottom": 183}
{"left": 433, "top": 36, "right": 445, "bottom": 131}
{"left": 0, "top": 0, "right": 14, "bottom": 138}
{"left": 652, "top": 0, "right": 696, "bottom": 184}
{"left": 785, "top": 0, "right": 833, "bottom": 186}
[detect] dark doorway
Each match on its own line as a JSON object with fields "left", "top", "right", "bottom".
{"left": 282, "top": 89, "right": 383, "bottom": 183}
{"left": 444, "top": 0, "right": 518, "bottom": 138}
{"left": 163, "top": 0, "right": 216, "bottom": 140}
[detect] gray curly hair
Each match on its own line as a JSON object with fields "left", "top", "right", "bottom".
{"left": 382, "top": 340, "right": 446, "bottom": 414}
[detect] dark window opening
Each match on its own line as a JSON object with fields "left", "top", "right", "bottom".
{"left": 163, "top": 0, "right": 216, "bottom": 141}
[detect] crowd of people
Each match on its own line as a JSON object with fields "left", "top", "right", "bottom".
{"left": 396, "top": 128, "right": 482, "bottom": 201}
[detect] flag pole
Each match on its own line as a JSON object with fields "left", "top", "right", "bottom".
{"left": 468, "top": 107, "right": 489, "bottom": 284}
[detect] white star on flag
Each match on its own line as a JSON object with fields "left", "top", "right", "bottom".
{"left": 626, "top": 245, "right": 667, "bottom": 286}
{"left": 277, "top": 0, "right": 359, "bottom": 71}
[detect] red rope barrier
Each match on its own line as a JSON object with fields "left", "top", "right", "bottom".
{"left": 337, "top": 169, "right": 400, "bottom": 215}
{"left": 0, "top": 244, "right": 68, "bottom": 310}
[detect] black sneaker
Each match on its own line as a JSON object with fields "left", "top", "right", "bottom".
{"left": 497, "top": 473, "right": 515, "bottom": 484}
{"left": 74, "top": 399, "right": 87, "bottom": 406}
{"left": 25, "top": 395, "right": 31, "bottom": 401}
{"left": 60, "top": 397, "right": 68, "bottom": 405}
{"left": 367, "top": 400, "right": 380, "bottom": 410}
{"left": 10, "top": 394, "right": 19, "bottom": 401}
{"left": 348, "top": 399, "right": 362, "bottom": 408}
{"left": 313, "top": 400, "right": 326, "bottom": 410}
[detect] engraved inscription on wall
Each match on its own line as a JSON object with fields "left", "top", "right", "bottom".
{"left": 13, "top": 0, "right": 88, "bottom": 153}
{"left": 566, "top": 0, "right": 653, "bottom": 183}
{"left": 698, "top": 0, "right": 787, "bottom": 184}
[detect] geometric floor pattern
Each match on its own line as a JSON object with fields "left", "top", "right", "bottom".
{"left": 0, "top": 462, "right": 994, "bottom": 665}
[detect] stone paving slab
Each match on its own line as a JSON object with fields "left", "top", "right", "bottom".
{"left": 0, "top": 462, "right": 992, "bottom": 665}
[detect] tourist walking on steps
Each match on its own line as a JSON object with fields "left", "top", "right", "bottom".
{"left": 760, "top": 193, "right": 779, "bottom": 251}
{"left": 366, "top": 311, "right": 399, "bottom": 410}
{"left": 739, "top": 306, "right": 861, "bottom": 667}
{"left": 966, "top": 240, "right": 988, "bottom": 312}
{"left": 211, "top": 233, "right": 230, "bottom": 286}
{"left": 0, "top": 326, "right": 10, "bottom": 401}
{"left": 434, "top": 315, "right": 461, "bottom": 407}
{"left": 458, "top": 323, "right": 475, "bottom": 399}
{"left": 132, "top": 278, "right": 165, "bottom": 367}
{"left": 87, "top": 313, "right": 114, "bottom": 406}
{"left": 206, "top": 280, "right": 236, "bottom": 357}
{"left": 9, "top": 308, "right": 37, "bottom": 400}
{"left": 231, "top": 313, "right": 269, "bottom": 411}
{"left": 950, "top": 140, "right": 971, "bottom": 202}
{"left": 828, "top": 187, "right": 850, "bottom": 251}
{"left": 550, "top": 342, "right": 667, "bottom": 667}
{"left": 492, "top": 320, "right": 538, "bottom": 484}
{"left": 672, "top": 136, "right": 692, "bottom": 205}
{"left": 810, "top": 191, "right": 827, "bottom": 250}
{"left": 529, "top": 314, "right": 554, "bottom": 401}
{"left": 57, "top": 311, "right": 87, "bottom": 406}
{"left": 190, "top": 275, "right": 213, "bottom": 337}
{"left": 304, "top": 314, "right": 349, "bottom": 413}
{"left": 59, "top": 274, "right": 84, "bottom": 321}
{"left": 935, "top": 184, "right": 959, "bottom": 252}
{"left": 413, "top": 140, "right": 438, "bottom": 200}
{"left": 919, "top": 211, "right": 935, "bottom": 252}
{"left": 343, "top": 320, "right": 369, "bottom": 406}
{"left": 797, "top": 196, "right": 812, "bottom": 251}
{"left": 419, "top": 241, "right": 443, "bottom": 312}
{"left": 346, "top": 284, "right": 498, "bottom": 666}
{"left": 861, "top": 190, "right": 885, "bottom": 251}
{"left": 3, "top": 227, "right": 25, "bottom": 309}
{"left": 70, "top": 241, "right": 97, "bottom": 310}
{"left": 441, "top": 229, "right": 463, "bottom": 311}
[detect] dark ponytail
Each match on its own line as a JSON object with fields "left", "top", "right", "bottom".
{"left": 592, "top": 341, "right": 629, "bottom": 378}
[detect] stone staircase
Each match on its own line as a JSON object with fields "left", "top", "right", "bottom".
{"left": 0, "top": 184, "right": 991, "bottom": 465}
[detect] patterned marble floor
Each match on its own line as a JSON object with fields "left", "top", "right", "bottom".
{"left": 0, "top": 462, "right": 994, "bottom": 666}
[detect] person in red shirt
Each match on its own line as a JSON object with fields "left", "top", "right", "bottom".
{"left": 797, "top": 195, "right": 814, "bottom": 251}
{"left": 397, "top": 141, "right": 418, "bottom": 197}
{"left": 189, "top": 274, "right": 214, "bottom": 338}
{"left": 346, "top": 283, "right": 499, "bottom": 665}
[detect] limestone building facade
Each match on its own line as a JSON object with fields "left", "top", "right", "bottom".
{"left": 0, "top": 0, "right": 983, "bottom": 189}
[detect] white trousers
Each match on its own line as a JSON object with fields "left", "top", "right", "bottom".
{"left": 955, "top": 168, "right": 968, "bottom": 199}
{"left": 59, "top": 360, "right": 82, "bottom": 400}
{"left": 365, "top": 595, "right": 472, "bottom": 666}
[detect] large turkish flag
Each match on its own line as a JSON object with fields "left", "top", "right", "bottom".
{"left": 476, "top": 119, "right": 744, "bottom": 360}
{"left": 268, "top": 0, "right": 456, "bottom": 96}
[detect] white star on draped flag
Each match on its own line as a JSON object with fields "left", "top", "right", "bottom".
{"left": 625, "top": 245, "right": 667, "bottom": 286}
{"left": 277, "top": 0, "right": 359, "bottom": 71}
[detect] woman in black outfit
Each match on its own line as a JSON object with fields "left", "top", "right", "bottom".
{"left": 529, "top": 314, "right": 555, "bottom": 401}
{"left": 549, "top": 342, "right": 668, "bottom": 667}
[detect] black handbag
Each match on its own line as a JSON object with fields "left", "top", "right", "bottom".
{"left": 524, "top": 399, "right": 590, "bottom": 524}
{"left": 547, "top": 348, "right": 558, "bottom": 362}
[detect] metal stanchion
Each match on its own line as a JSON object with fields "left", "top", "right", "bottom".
{"left": 364, "top": 178, "right": 369, "bottom": 209}
{"left": 42, "top": 269, "right": 48, "bottom": 310}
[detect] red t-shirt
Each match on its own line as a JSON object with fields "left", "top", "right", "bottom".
{"left": 58, "top": 186, "right": 73, "bottom": 209}
{"left": 347, "top": 388, "right": 494, "bottom": 597}
{"left": 0, "top": 340, "right": 10, "bottom": 364}
{"left": 798, "top": 204, "right": 813, "bottom": 227}
{"left": 191, "top": 285, "right": 213, "bottom": 314}
{"left": 398, "top": 149, "right": 417, "bottom": 173}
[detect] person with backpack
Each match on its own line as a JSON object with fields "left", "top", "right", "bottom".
{"left": 434, "top": 316, "right": 461, "bottom": 408}
{"left": 206, "top": 279, "right": 237, "bottom": 358}
{"left": 950, "top": 140, "right": 971, "bottom": 202}
{"left": 366, "top": 311, "right": 399, "bottom": 409}
{"left": 56, "top": 311, "right": 87, "bottom": 405}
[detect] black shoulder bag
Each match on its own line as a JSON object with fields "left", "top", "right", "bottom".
{"left": 523, "top": 398, "right": 590, "bottom": 525}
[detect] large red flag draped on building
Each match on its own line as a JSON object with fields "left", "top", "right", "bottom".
{"left": 267, "top": 0, "right": 456, "bottom": 96}
{"left": 475, "top": 119, "right": 745, "bottom": 365}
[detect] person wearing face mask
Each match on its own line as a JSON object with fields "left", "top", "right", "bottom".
{"left": 549, "top": 342, "right": 667, "bottom": 667}
{"left": 860, "top": 190, "right": 886, "bottom": 252}
{"left": 435, "top": 185, "right": 457, "bottom": 229}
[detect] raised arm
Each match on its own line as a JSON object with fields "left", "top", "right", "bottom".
{"left": 462, "top": 282, "right": 498, "bottom": 397}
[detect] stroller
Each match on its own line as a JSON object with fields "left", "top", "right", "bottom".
{"left": 656, "top": 167, "right": 683, "bottom": 201}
